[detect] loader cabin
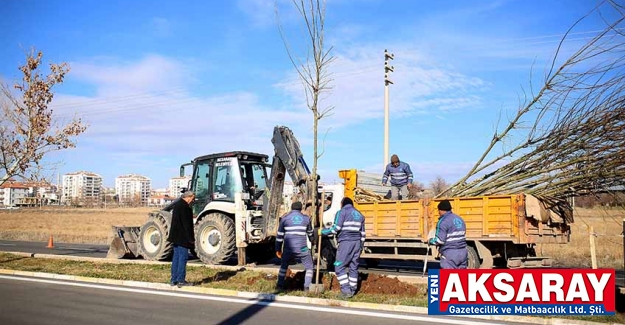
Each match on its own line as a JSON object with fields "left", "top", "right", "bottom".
{"left": 182, "top": 151, "right": 270, "bottom": 216}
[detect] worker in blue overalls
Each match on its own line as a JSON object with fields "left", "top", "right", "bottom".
{"left": 275, "top": 201, "right": 315, "bottom": 291}
{"left": 320, "top": 197, "right": 366, "bottom": 298}
{"left": 428, "top": 199, "right": 468, "bottom": 269}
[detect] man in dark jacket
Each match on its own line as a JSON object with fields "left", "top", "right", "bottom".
{"left": 320, "top": 197, "right": 366, "bottom": 298}
{"left": 275, "top": 201, "right": 315, "bottom": 291}
{"left": 167, "top": 191, "right": 196, "bottom": 287}
{"left": 428, "top": 199, "right": 468, "bottom": 269}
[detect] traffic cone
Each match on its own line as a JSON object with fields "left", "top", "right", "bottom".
{"left": 46, "top": 235, "right": 54, "bottom": 249}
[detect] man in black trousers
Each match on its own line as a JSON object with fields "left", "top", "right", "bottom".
{"left": 167, "top": 191, "right": 196, "bottom": 287}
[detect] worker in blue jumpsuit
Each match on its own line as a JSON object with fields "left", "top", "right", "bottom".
{"left": 275, "top": 201, "right": 315, "bottom": 291}
{"left": 320, "top": 197, "right": 366, "bottom": 298}
{"left": 428, "top": 199, "right": 468, "bottom": 269}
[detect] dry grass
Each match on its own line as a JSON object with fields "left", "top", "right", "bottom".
{"left": 539, "top": 207, "right": 625, "bottom": 269}
{"left": 0, "top": 206, "right": 152, "bottom": 244}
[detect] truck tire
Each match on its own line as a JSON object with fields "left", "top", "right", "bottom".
{"left": 194, "top": 213, "right": 236, "bottom": 265}
{"left": 467, "top": 246, "right": 480, "bottom": 269}
{"left": 137, "top": 217, "right": 173, "bottom": 261}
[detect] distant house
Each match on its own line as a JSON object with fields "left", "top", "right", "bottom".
{"left": 147, "top": 195, "right": 175, "bottom": 207}
{"left": 1, "top": 179, "right": 59, "bottom": 207}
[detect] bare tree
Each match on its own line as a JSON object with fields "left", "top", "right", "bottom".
{"left": 276, "top": 0, "right": 336, "bottom": 220}
{"left": 438, "top": 0, "right": 625, "bottom": 214}
{"left": 0, "top": 48, "right": 87, "bottom": 187}
{"left": 430, "top": 176, "right": 449, "bottom": 196}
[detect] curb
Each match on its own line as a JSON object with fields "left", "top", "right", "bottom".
{"left": 0, "top": 267, "right": 621, "bottom": 325}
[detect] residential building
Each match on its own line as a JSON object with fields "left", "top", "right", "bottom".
{"left": 62, "top": 171, "right": 103, "bottom": 205}
{"left": 169, "top": 176, "right": 191, "bottom": 197}
{"left": 0, "top": 180, "right": 29, "bottom": 207}
{"left": 115, "top": 174, "right": 151, "bottom": 205}
{"left": 151, "top": 188, "right": 169, "bottom": 197}
{"left": 147, "top": 195, "right": 176, "bottom": 207}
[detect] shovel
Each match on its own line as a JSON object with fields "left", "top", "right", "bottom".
{"left": 309, "top": 190, "right": 326, "bottom": 294}
{"left": 423, "top": 229, "right": 436, "bottom": 277}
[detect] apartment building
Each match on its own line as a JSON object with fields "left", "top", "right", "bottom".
{"left": 115, "top": 174, "right": 151, "bottom": 205}
{"left": 62, "top": 171, "right": 103, "bottom": 204}
{"left": 0, "top": 180, "right": 29, "bottom": 207}
{"left": 169, "top": 176, "right": 191, "bottom": 197}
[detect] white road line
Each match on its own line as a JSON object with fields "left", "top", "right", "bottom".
{"left": 0, "top": 243, "right": 16, "bottom": 246}
{"left": 0, "top": 274, "right": 506, "bottom": 325}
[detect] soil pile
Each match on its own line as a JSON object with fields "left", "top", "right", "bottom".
{"left": 280, "top": 269, "right": 423, "bottom": 296}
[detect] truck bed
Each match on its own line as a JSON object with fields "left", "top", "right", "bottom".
{"left": 357, "top": 194, "right": 534, "bottom": 242}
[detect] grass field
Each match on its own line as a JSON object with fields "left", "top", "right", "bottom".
{"left": 538, "top": 207, "right": 624, "bottom": 269}
{"left": 0, "top": 206, "right": 152, "bottom": 244}
{"left": 0, "top": 205, "right": 623, "bottom": 268}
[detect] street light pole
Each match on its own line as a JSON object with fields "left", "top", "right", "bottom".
{"left": 384, "top": 49, "right": 394, "bottom": 168}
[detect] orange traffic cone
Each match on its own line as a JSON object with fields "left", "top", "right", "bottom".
{"left": 46, "top": 235, "right": 54, "bottom": 249}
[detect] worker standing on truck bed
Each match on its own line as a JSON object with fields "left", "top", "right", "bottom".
{"left": 428, "top": 200, "right": 468, "bottom": 269}
{"left": 275, "top": 201, "right": 315, "bottom": 291}
{"left": 382, "top": 154, "right": 414, "bottom": 200}
{"left": 167, "top": 191, "right": 196, "bottom": 287}
{"left": 320, "top": 197, "right": 366, "bottom": 298}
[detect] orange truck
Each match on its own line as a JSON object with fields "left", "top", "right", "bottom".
{"left": 318, "top": 169, "right": 572, "bottom": 269}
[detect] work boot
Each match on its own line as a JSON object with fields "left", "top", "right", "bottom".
{"left": 340, "top": 291, "right": 354, "bottom": 298}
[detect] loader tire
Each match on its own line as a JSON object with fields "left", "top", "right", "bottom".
{"left": 138, "top": 217, "right": 173, "bottom": 261}
{"left": 194, "top": 213, "right": 236, "bottom": 265}
{"left": 467, "top": 246, "right": 480, "bottom": 269}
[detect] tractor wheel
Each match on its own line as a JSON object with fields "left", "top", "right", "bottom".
{"left": 137, "top": 217, "right": 173, "bottom": 261}
{"left": 194, "top": 213, "right": 237, "bottom": 265}
{"left": 467, "top": 246, "right": 481, "bottom": 269}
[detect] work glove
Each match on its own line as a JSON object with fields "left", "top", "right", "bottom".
{"left": 428, "top": 238, "right": 436, "bottom": 246}
{"left": 276, "top": 250, "right": 282, "bottom": 259}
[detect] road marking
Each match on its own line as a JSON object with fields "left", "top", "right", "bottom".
{"left": 0, "top": 274, "right": 506, "bottom": 325}
{"left": 0, "top": 243, "right": 16, "bottom": 246}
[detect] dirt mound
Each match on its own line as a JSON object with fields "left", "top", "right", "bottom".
{"left": 356, "top": 273, "right": 422, "bottom": 295}
{"left": 280, "top": 269, "right": 422, "bottom": 296}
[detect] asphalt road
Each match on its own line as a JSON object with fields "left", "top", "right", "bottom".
{"left": 0, "top": 275, "right": 525, "bottom": 325}
{"left": 0, "top": 240, "right": 109, "bottom": 258}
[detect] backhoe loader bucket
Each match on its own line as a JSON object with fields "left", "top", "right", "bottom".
{"left": 107, "top": 226, "right": 141, "bottom": 259}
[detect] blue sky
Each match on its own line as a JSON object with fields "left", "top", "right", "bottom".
{"left": 0, "top": 0, "right": 615, "bottom": 189}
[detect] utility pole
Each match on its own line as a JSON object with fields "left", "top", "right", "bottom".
{"left": 384, "top": 49, "right": 394, "bottom": 168}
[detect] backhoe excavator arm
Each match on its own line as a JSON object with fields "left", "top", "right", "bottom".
{"left": 262, "top": 126, "right": 319, "bottom": 237}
